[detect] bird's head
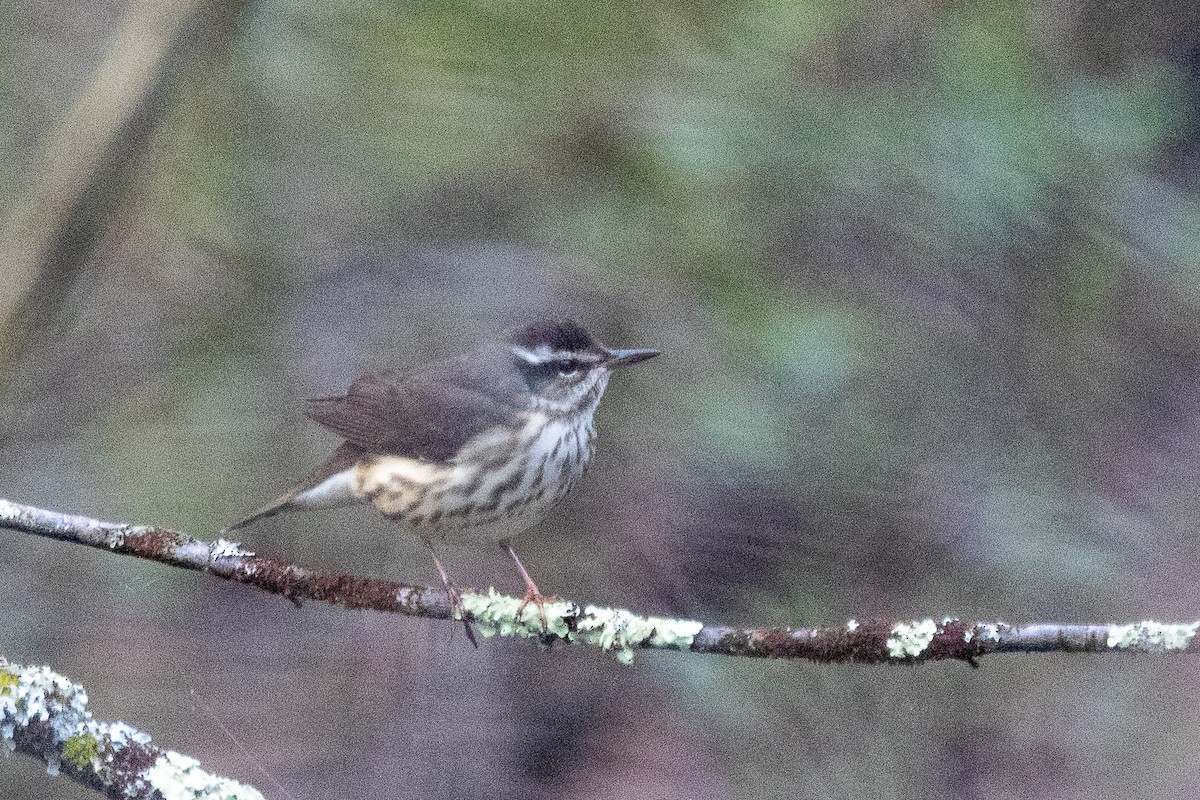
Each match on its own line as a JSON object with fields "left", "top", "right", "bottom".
{"left": 507, "top": 319, "right": 659, "bottom": 413}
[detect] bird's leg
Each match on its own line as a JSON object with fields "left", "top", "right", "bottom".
{"left": 422, "top": 538, "right": 478, "bottom": 648}
{"left": 501, "top": 540, "right": 548, "bottom": 631}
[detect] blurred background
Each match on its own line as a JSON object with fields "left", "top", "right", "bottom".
{"left": 4, "top": 0, "right": 1200, "bottom": 797}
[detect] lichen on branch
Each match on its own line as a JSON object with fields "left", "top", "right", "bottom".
{"left": 0, "top": 658, "right": 264, "bottom": 799}
{"left": 4, "top": 497, "right": 1200, "bottom": 665}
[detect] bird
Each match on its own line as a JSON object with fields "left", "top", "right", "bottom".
{"left": 224, "top": 318, "right": 659, "bottom": 638}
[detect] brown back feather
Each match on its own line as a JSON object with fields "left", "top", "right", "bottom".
{"left": 304, "top": 349, "right": 529, "bottom": 463}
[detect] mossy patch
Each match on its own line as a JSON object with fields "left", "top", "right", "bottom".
{"left": 62, "top": 733, "right": 101, "bottom": 770}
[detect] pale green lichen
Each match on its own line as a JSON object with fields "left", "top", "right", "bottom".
{"left": 976, "top": 623, "right": 1003, "bottom": 642}
{"left": 210, "top": 539, "right": 254, "bottom": 559}
{"left": 575, "top": 606, "right": 703, "bottom": 664}
{"left": 458, "top": 588, "right": 574, "bottom": 640}
{"left": 1106, "top": 620, "right": 1200, "bottom": 652}
{"left": 0, "top": 658, "right": 264, "bottom": 798}
{"left": 459, "top": 588, "right": 703, "bottom": 664}
{"left": 886, "top": 619, "right": 939, "bottom": 659}
{"left": 0, "top": 662, "right": 93, "bottom": 750}
{"left": 146, "top": 751, "right": 265, "bottom": 800}
{"left": 0, "top": 499, "right": 18, "bottom": 521}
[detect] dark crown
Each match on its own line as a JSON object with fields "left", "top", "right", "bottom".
{"left": 507, "top": 319, "right": 603, "bottom": 355}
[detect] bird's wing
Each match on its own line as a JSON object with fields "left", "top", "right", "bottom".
{"left": 304, "top": 367, "right": 520, "bottom": 463}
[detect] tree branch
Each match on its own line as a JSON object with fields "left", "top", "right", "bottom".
{"left": 3, "top": 498, "right": 1198, "bottom": 665}
{"left": 0, "top": 658, "right": 264, "bottom": 799}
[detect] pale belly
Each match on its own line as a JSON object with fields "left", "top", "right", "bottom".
{"left": 351, "top": 413, "right": 595, "bottom": 544}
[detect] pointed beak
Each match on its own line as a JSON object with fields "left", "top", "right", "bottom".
{"left": 605, "top": 348, "right": 660, "bottom": 368}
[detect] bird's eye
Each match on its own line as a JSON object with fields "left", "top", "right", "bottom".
{"left": 514, "top": 353, "right": 587, "bottom": 390}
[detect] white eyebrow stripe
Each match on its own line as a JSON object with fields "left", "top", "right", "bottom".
{"left": 513, "top": 346, "right": 605, "bottom": 365}
{"left": 513, "top": 345, "right": 553, "bottom": 364}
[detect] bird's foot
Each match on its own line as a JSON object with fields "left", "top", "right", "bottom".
{"left": 446, "top": 584, "right": 479, "bottom": 649}
{"left": 516, "top": 588, "right": 549, "bottom": 633}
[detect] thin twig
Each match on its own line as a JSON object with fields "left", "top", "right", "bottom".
{"left": 3, "top": 498, "right": 1198, "bottom": 664}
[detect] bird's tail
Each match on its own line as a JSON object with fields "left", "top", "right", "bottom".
{"left": 221, "top": 493, "right": 297, "bottom": 534}
{"left": 222, "top": 442, "right": 366, "bottom": 534}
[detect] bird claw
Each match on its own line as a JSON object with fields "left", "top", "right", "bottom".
{"left": 516, "top": 589, "right": 550, "bottom": 632}
{"left": 446, "top": 585, "right": 479, "bottom": 648}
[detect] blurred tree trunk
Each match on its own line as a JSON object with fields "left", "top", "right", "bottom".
{"left": 0, "top": 0, "right": 244, "bottom": 377}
